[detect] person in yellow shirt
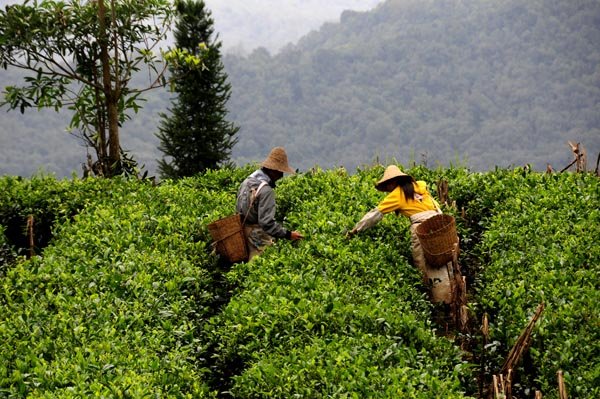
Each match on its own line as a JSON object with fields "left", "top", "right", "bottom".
{"left": 348, "top": 165, "right": 441, "bottom": 275}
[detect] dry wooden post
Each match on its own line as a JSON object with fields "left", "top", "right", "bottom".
{"left": 27, "top": 214, "right": 35, "bottom": 259}
{"left": 451, "top": 243, "right": 469, "bottom": 333}
{"left": 458, "top": 276, "right": 469, "bottom": 333}
{"left": 480, "top": 313, "right": 490, "bottom": 398}
{"left": 500, "top": 303, "right": 545, "bottom": 376}
{"left": 492, "top": 371, "right": 513, "bottom": 399}
{"left": 447, "top": 242, "right": 469, "bottom": 333}
{"left": 437, "top": 179, "right": 449, "bottom": 206}
{"left": 505, "top": 368, "right": 513, "bottom": 399}
{"left": 494, "top": 373, "right": 508, "bottom": 399}
{"left": 577, "top": 143, "right": 587, "bottom": 172}
{"left": 557, "top": 370, "right": 568, "bottom": 399}
{"left": 563, "top": 141, "right": 587, "bottom": 173}
{"left": 488, "top": 303, "right": 545, "bottom": 398}
{"left": 493, "top": 375, "right": 501, "bottom": 398}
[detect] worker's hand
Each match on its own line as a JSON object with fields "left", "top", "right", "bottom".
{"left": 345, "top": 228, "right": 358, "bottom": 239}
{"left": 290, "top": 231, "right": 304, "bottom": 241}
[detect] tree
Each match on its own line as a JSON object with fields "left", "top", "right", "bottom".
{"left": 156, "top": 0, "right": 238, "bottom": 179}
{"left": 0, "top": 0, "right": 202, "bottom": 177}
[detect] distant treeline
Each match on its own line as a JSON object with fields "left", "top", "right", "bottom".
{"left": 1, "top": 0, "right": 599, "bottom": 177}
{"left": 225, "top": 0, "right": 600, "bottom": 171}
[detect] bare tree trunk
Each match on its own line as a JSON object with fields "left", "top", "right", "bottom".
{"left": 98, "top": 0, "right": 120, "bottom": 176}
{"left": 92, "top": 58, "right": 106, "bottom": 164}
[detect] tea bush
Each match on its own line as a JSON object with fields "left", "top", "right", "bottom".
{"left": 204, "top": 167, "right": 474, "bottom": 398}
{"left": 470, "top": 170, "right": 600, "bottom": 398}
{"left": 1, "top": 165, "right": 597, "bottom": 398}
{"left": 0, "top": 175, "right": 229, "bottom": 397}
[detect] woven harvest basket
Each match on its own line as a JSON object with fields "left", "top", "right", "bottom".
{"left": 415, "top": 214, "right": 459, "bottom": 267}
{"left": 207, "top": 214, "right": 248, "bottom": 263}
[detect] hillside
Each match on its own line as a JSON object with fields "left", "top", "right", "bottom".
{"left": 0, "top": 0, "right": 599, "bottom": 177}
{"left": 1, "top": 166, "right": 598, "bottom": 397}
{"left": 226, "top": 0, "right": 600, "bottom": 171}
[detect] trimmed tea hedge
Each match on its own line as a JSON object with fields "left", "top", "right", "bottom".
{"left": 1, "top": 166, "right": 598, "bottom": 398}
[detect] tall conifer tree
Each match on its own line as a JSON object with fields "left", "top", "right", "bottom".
{"left": 156, "top": 0, "right": 238, "bottom": 178}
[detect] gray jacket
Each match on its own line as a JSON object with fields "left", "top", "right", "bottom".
{"left": 236, "top": 169, "right": 290, "bottom": 239}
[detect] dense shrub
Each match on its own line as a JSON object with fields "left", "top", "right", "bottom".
{"left": 471, "top": 170, "right": 600, "bottom": 398}
{"left": 0, "top": 166, "right": 597, "bottom": 398}
{"left": 0, "top": 175, "right": 224, "bottom": 397}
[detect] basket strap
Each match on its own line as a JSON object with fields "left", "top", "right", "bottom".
{"left": 242, "top": 181, "right": 268, "bottom": 226}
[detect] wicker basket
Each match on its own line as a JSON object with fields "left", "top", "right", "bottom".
{"left": 207, "top": 213, "right": 248, "bottom": 263}
{"left": 415, "top": 214, "right": 459, "bottom": 267}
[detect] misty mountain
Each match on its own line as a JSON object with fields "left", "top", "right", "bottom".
{"left": 1, "top": 0, "right": 599, "bottom": 177}
{"left": 225, "top": 0, "right": 600, "bottom": 172}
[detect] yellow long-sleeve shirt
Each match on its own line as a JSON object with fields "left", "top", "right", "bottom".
{"left": 352, "top": 180, "right": 439, "bottom": 233}
{"left": 376, "top": 181, "right": 438, "bottom": 217}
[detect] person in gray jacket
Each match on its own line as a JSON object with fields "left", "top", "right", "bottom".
{"left": 236, "top": 147, "right": 304, "bottom": 260}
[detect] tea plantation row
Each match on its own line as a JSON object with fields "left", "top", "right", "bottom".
{"left": 0, "top": 165, "right": 597, "bottom": 398}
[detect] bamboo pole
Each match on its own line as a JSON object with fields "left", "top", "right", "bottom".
{"left": 480, "top": 313, "right": 489, "bottom": 398}
{"left": 557, "top": 370, "right": 568, "bottom": 399}
{"left": 505, "top": 369, "right": 512, "bottom": 399}
{"left": 500, "top": 303, "right": 545, "bottom": 376}
{"left": 488, "top": 303, "right": 545, "bottom": 398}
{"left": 27, "top": 214, "right": 35, "bottom": 259}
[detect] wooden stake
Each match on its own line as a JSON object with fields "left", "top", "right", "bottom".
{"left": 437, "top": 179, "right": 450, "bottom": 206}
{"left": 480, "top": 313, "right": 489, "bottom": 398}
{"left": 493, "top": 375, "right": 500, "bottom": 398}
{"left": 27, "top": 214, "right": 35, "bottom": 259}
{"left": 482, "top": 313, "right": 489, "bottom": 340}
{"left": 506, "top": 369, "right": 512, "bottom": 399}
{"left": 557, "top": 370, "right": 568, "bottom": 399}
{"left": 488, "top": 303, "right": 545, "bottom": 398}
{"left": 500, "top": 303, "right": 545, "bottom": 376}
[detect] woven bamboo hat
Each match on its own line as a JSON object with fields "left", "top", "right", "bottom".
{"left": 375, "top": 165, "right": 408, "bottom": 191}
{"left": 261, "top": 146, "right": 295, "bottom": 174}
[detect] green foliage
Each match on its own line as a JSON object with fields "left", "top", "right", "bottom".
{"left": 0, "top": 175, "right": 224, "bottom": 397}
{"left": 0, "top": 165, "right": 597, "bottom": 397}
{"left": 156, "top": 0, "right": 239, "bottom": 179}
{"left": 205, "top": 166, "right": 473, "bottom": 397}
{"left": 0, "top": 224, "right": 16, "bottom": 276}
{"left": 232, "top": 334, "right": 468, "bottom": 399}
{"left": 0, "top": 0, "right": 193, "bottom": 177}
{"left": 470, "top": 170, "right": 600, "bottom": 398}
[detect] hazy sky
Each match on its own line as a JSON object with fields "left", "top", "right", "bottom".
{"left": 203, "top": 0, "right": 385, "bottom": 54}
{"left": 0, "top": 0, "right": 384, "bottom": 55}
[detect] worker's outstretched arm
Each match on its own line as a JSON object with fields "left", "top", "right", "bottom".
{"left": 347, "top": 208, "right": 383, "bottom": 237}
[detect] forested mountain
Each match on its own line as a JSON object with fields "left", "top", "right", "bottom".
{"left": 1, "top": 0, "right": 599, "bottom": 177}
{"left": 226, "top": 0, "right": 600, "bottom": 171}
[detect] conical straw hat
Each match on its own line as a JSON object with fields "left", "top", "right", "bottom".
{"left": 375, "top": 165, "right": 408, "bottom": 191}
{"left": 261, "top": 147, "right": 295, "bottom": 174}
